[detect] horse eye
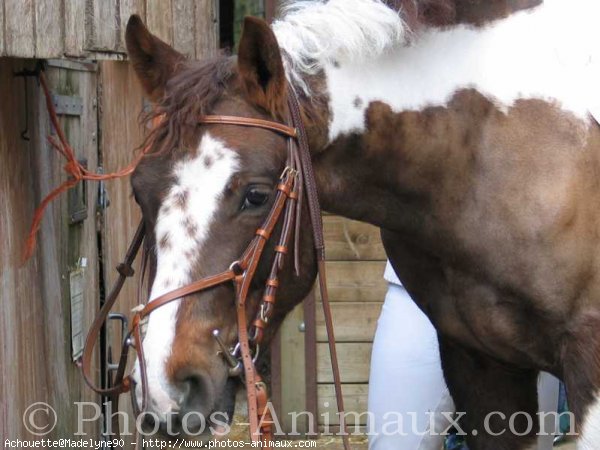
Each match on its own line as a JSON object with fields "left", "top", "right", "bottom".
{"left": 242, "top": 188, "right": 269, "bottom": 210}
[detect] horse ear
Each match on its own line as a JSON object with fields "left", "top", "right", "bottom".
{"left": 237, "top": 17, "right": 287, "bottom": 117}
{"left": 125, "top": 15, "right": 185, "bottom": 102}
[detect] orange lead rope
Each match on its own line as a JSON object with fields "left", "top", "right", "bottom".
{"left": 22, "top": 71, "right": 157, "bottom": 262}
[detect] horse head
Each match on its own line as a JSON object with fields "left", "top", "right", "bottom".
{"left": 126, "top": 15, "right": 318, "bottom": 437}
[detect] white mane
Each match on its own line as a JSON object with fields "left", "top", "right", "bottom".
{"left": 272, "top": 0, "right": 407, "bottom": 93}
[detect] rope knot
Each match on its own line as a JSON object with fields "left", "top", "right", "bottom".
{"left": 64, "top": 160, "right": 84, "bottom": 180}
{"left": 21, "top": 71, "right": 156, "bottom": 263}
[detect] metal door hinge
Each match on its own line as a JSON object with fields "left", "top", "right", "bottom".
{"left": 51, "top": 93, "right": 84, "bottom": 116}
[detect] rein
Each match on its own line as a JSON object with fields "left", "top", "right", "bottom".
{"left": 80, "top": 87, "right": 351, "bottom": 448}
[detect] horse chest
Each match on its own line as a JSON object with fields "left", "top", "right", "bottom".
{"left": 382, "top": 231, "right": 563, "bottom": 369}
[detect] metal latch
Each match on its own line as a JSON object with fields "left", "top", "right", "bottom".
{"left": 69, "top": 258, "right": 88, "bottom": 361}
{"left": 106, "top": 313, "right": 129, "bottom": 374}
{"left": 68, "top": 158, "right": 88, "bottom": 224}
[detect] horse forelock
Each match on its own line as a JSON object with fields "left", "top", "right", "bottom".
{"left": 143, "top": 55, "right": 235, "bottom": 158}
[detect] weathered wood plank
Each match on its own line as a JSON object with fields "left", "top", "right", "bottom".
{"left": 0, "top": 59, "right": 44, "bottom": 439}
{"left": 317, "top": 343, "right": 372, "bottom": 383}
{"left": 118, "top": 0, "right": 146, "bottom": 52}
{"left": 279, "top": 303, "right": 311, "bottom": 433}
{"left": 0, "top": 1, "right": 5, "bottom": 56}
{"left": 98, "top": 60, "right": 147, "bottom": 432}
{"left": 64, "top": 0, "right": 86, "bottom": 56}
{"left": 99, "top": 60, "right": 145, "bottom": 317}
{"left": 86, "top": 0, "right": 119, "bottom": 52}
{"left": 4, "top": 0, "right": 35, "bottom": 57}
{"left": 172, "top": 0, "right": 196, "bottom": 58}
{"left": 146, "top": 0, "right": 173, "bottom": 45}
{"left": 2, "top": 0, "right": 216, "bottom": 59}
{"left": 40, "top": 63, "right": 100, "bottom": 437}
{"left": 0, "top": 58, "right": 100, "bottom": 439}
{"left": 194, "top": 0, "right": 218, "bottom": 58}
{"left": 316, "top": 261, "right": 388, "bottom": 303}
{"left": 35, "top": 0, "right": 63, "bottom": 57}
{"left": 316, "top": 302, "right": 382, "bottom": 342}
{"left": 324, "top": 216, "right": 386, "bottom": 261}
{"left": 318, "top": 384, "right": 369, "bottom": 425}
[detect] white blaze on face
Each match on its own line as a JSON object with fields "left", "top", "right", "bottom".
{"left": 579, "top": 393, "right": 600, "bottom": 450}
{"left": 132, "top": 133, "right": 239, "bottom": 419}
{"left": 323, "top": 0, "right": 600, "bottom": 140}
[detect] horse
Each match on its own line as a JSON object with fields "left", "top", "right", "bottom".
{"left": 124, "top": 0, "right": 600, "bottom": 448}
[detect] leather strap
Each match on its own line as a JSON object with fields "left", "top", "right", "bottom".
{"left": 81, "top": 221, "right": 145, "bottom": 396}
{"left": 199, "top": 115, "right": 297, "bottom": 138}
{"left": 138, "top": 270, "right": 237, "bottom": 317}
{"left": 287, "top": 87, "right": 326, "bottom": 259}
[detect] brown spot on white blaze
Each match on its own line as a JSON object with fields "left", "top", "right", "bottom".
{"left": 353, "top": 97, "right": 363, "bottom": 109}
{"left": 159, "top": 233, "right": 171, "bottom": 250}
{"left": 183, "top": 216, "right": 199, "bottom": 238}
{"left": 204, "top": 155, "right": 213, "bottom": 167}
{"left": 174, "top": 189, "right": 189, "bottom": 209}
{"left": 226, "top": 174, "right": 242, "bottom": 193}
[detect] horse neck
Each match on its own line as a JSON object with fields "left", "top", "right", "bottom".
{"left": 301, "top": 68, "right": 462, "bottom": 238}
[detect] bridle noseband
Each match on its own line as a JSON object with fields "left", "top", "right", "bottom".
{"left": 81, "top": 87, "right": 350, "bottom": 449}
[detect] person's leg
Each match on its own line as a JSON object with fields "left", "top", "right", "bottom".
{"left": 536, "top": 372, "right": 560, "bottom": 449}
{"left": 368, "top": 284, "right": 454, "bottom": 450}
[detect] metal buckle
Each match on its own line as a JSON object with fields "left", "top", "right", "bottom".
{"left": 229, "top": 260, "right": 244, "bottom": 276}
{"left": 259, "top": 303, "right": 269, "bottom": 323}
{"left": 252, "top": 344, "right": 261, "bottom": 365}
{"left": 280, "top": 166, "right": 298, "bottom": 180}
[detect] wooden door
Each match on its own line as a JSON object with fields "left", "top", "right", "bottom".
{"left": 0, "top": 58, "right": 100, "bottom": 439}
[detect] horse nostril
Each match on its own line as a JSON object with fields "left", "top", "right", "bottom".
{"left": 142, "top": 413, "right": 157, "bottom": 431}
{"left": 179, "top": 372, "right": 215, "bottom": 426}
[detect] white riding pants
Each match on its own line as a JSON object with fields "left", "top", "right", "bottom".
{"left": 367, "top": 282, "right": 560, "bottom": 450}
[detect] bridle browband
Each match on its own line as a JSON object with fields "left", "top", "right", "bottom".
{"left": 81, "top": 87, "right": 350, "bottom": 449}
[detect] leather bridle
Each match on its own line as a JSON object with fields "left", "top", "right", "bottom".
{"left": 81, "top": 86, "right": 350, "bottom": 449}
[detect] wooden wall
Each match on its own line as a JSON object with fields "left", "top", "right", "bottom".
{"left": 0, "top": 0, "right": 218, "bottom": 60}
{"left": 316, "top": 217, "right": 386, "bottom": 427}
{"left": 277, "top": 216, "right": 387, "bottom": 431}
{"left": 0, "top": 2, "right": 220, "bottom": 438}
{"left": 0, "top": 58, "right": 99, "bottom": 439}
